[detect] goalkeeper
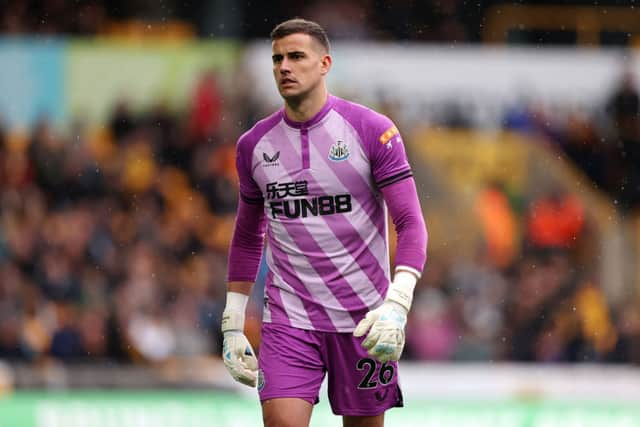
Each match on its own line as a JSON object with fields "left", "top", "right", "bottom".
{"left": 222, "top": 18, "right": 427, "bottom": 427}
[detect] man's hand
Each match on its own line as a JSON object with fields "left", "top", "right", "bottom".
{"left": 353, "top": 269, "right": 417, "bottom": 362}
{"left": 221, "top": 292, "right": 258, "bottom": 387}
{"left": 222, "top": 328, "right": 258, "bottom": 387}
{"left": 353, "top": 301, "right": 407, "bottom": 362}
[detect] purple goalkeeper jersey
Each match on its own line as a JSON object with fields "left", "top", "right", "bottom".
{"left": 236, "top": 95, "right": 414, "bottom": 332}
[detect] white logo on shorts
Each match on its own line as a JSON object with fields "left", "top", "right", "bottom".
{"left": 257, "top": 369, "right": 265, "bottom": 392}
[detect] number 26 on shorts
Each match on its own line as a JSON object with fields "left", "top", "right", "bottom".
{"left": 356, "top": 357, "right": 395, "bottom": 389}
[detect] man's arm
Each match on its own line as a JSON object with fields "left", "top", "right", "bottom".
{"left": 381, "top": 175, "right": 428, "bottom": 297}
{"left": 354, "top": 177, "right": 427, "bottom": 362}
{"left": 222, "top": 198, "right": 266, "bottom": 387}
{"left": 228, "top": 281, "right": 255, "bottom": 295}
{"left": 227, "top": 197, "right": 266, "bottom": 283}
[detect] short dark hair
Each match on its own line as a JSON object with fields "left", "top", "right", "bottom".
{"left": 270, "top": 18, "right": 330, "bottom": 53}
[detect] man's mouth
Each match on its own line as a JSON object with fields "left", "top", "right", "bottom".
{"left": 281, "top": 78, "right": 296, "bottom": 86}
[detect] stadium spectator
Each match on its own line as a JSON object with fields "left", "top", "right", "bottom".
{"left": 108, "top": 100, "right": 138, "bottom": 143}
{"left": 0, "top": 0, "right": 107, "bottom": 35}
{"left": 49, "top": 304, "right": 85, "bottom": 362}
{"left": 474, "top": 181, "right": 518, "bottom": 269}
{"left": 561, "top": 110, "right": 606, "bottom": 188}
{"left": 445, "top": 249, "right": 508, "bottom": 361}
{"left": 0, "top": 309, "right": 23, "bottom": 360}
{"left": 500, "top": 250, "right": 619, "bottom": 362}
{"left": 302, "top": 0, "right": 375, "bottom": 39}
{"left": 406, "top": 259, "right": 459, "bottom": 360}
{"left": 609, "top": 300, "right": 640, "bottom": 363}
{"left": 605, "top": 69, "right": 640, "bottom": 211}
{"left": 188, "top": 70, "right": 223, "bottom": 145}
{"left": 524, "top": 187, "right": 585, "bottom": 251}
{"left": 606, "top": 70, "right": 640, "bottom": 162}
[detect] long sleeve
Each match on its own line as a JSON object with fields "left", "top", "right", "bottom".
{"left": 226, "top": 198, "right": 267, "bottom": 282}
{"left": 380, "top": 177, "right": 427, "bottom": 275}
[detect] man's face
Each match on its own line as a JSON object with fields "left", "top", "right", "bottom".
{"left": 272, "top": 33, "right": 330, "bottom": 101}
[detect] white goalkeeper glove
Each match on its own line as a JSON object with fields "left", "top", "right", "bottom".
{"left": 221, "top": 292, "right": 258, "bottom": 387}
{"left": 353, "top": 270, "right": 417, "bottom": 362}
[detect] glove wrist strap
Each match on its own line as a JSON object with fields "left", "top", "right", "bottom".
{"left": 221, "top": 291, "right": 249, "bottom": 333}
{"left": 385, "top": 269, "right": 417, "bottom": 313}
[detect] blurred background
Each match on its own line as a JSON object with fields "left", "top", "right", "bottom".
{"left": 1, "top": 1, "right": 640, "bottom": 426}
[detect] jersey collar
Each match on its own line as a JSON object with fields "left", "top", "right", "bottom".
{"left": 281, "top": 95, "right": 335, "bottom": 129}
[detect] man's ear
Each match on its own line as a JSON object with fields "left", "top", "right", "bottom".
{"left": 320, "top": 54, "right": 332, "bottom": 76}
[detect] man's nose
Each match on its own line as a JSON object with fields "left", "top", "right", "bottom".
{"left": 279, "top": 58, "right": 291, "bottom": 73}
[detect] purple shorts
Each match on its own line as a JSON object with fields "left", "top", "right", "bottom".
{"left": 257, "top": 322, "right": 403, "bottom": 416}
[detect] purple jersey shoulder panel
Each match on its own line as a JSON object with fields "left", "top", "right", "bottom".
{"left": 331, "top": 96, "right": 412, "bottom": 187}
{"left": 236, "top": 110, "right": 283, "bottom": 203}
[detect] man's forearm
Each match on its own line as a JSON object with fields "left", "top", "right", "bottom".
{"left": 228, "top": 281, "right": 254, "bottom": 296}
{"left": 227, "top": 198, "right": 266, "bottom": 283}
{"left": 222, "top": 283, "right": 254, "bottom": 334}
{"left": 381, "top": 177, "right": 428, "bottom": 275}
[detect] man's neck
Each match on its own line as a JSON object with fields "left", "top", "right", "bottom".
{"left": 284, "top": 87, "right": 328, "bottom": 124}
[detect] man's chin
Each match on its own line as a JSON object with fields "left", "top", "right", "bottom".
{"left": 280, "top": 90, "right": 303, "bottom": 103}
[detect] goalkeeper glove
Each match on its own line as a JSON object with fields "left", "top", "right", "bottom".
{"left": 221, "top": 292, "right": 258, "bottom": 387}
{"left": 353, "top": 270, "right": 417, "bottom": 362}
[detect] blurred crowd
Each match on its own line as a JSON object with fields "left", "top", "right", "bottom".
{"left": 5, "top": 0, "right": 640, "bottom": 48}
{"left": 408, "top": 182, "right": 640, "bottom": 363}
{"left": 1, "top": 0, "right": 108, "bottom": 35}
{"left": 1, "top": 0, "right": 477, "bottom": 42}
{"left": 0, "top": 67, "right": 639, "bottom": 367}
{"left": 502, "top": 68, "right": 640, "bottom": 213}
{"left": 0, "top": 71, "right": 257, "bottom": 363}
{"left": 402, "top": 68, "right": 640, "bottom": 364}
